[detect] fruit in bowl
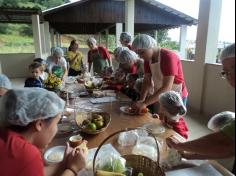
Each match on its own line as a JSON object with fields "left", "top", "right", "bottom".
{"left": 85, "top": 81, "right": 95, "bottom": 89}
{"left": 76, "top": 112, "right": 111, "bottom": 134}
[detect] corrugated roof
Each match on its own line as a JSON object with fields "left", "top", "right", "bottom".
{"left": 42, "top": 0, "right": 197, "bottom": 34}
{"left": 0, "top": 5, "right": 42, "bottom": 24}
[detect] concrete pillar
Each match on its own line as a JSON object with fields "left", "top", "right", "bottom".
{"left": 44, "top": 22, "right": 51, "bottom": 56}
{"left": 32, "top": 15, "right": 43, "bottom": 58}
{"left": 154, "top": 30, "right": 158, "bottom": 42}
{"left": 50, "top": 28, "right": 55, "bottom": 49}
{"left": 40, "top": 23, "right": 46, "bottom": 55}
{"left": 59, "top": 34, "right": 62, "bottom": 47}
{"left": 116, "top": 23, "right": 123, "bottom": 47}
{"left": 105, "top": 29, "right": 109, "bottom": 48}
{"left": 56, "top": 33, "right": 60, "bottom": 47}
{"left": 179, "top": 25, "right": 187, "bottom": 59}
{"left": 189, "top": 0, "right": 223, "bottom": 113}
{"left": 125, "top": 0, "right": 135, "bottom": 38}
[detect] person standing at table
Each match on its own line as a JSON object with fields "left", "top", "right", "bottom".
{"left": 0, "top": 74, "right": 12, "bottom": 97}
{"left": 131, "top": 34, "right": 188, "bottom": 112}
{"left": 87, "top": 37, "right": 112, "bottom": 75}
{"left": 120, "top": 32, "right": 132, "bottom": 50}
{"left": 0, "top": 88, "right": 87, "bottom": 176}
{"left": 46, "top": 47, "right": 68, "bottom": 80}
{"left": 166, "top": 44, "right": 235, "bottom": 174}
{"left": 67, "top": 40, "right": 84, "bottom": 76}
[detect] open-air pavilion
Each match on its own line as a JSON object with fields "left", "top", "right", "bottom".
{"left": 0, "top": 0, "right": 235, "bottom": 172}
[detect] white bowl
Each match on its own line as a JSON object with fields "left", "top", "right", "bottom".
{"left": 44, "top": 146, "right": 65, "bottom": 164}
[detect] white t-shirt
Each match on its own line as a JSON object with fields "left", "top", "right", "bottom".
{"left": 46, "top": 56, "right": 67, "bottom": 72}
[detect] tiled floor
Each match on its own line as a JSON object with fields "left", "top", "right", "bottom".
{"left": 10, "top": 78, "right": 235, "bottom": 172}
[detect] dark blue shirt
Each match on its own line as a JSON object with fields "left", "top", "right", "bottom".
{"left": 24, "top": 77, "right": 43, "bottom": 88}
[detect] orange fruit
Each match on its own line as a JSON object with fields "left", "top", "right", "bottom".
{"left": 141, "top": 108, "right": 148, "bottom": 113}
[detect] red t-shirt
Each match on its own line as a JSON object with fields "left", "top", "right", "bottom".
{"left": 0, "top": 129, "right": 43, "bottom": 176}
{"left": 129, "top": 64, "right": 138, "bottom": 74}
{"left": 88, "top": 46, "right": 111, "bottom": 63}
{"left": 166, "top": 117, "right": 189, "bottom": 139}
{"left": 144, "top": 48, "right": 188, "bottom": 97}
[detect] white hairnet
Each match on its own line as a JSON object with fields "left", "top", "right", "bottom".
{"left": 220, "top": 43, "right": 235, "bottom": 62}
{"left": 120, "top": 32, "right": 132, "bottom": 44}
{"left": 119, "top": 49, "right": 139, "bottom": 64}
{"left": 87, "top": 37, "right": 97, "bottom": 45}
{"left": 208, "top": 111, "right": 235, "bottom": 132}
{"left": 53, "top": 47, "right": 64, "bottom": 56}
{"left": 0, "top": 88, "right": 65, "bottom": 126}
{"left": 159, "top": 91, "right": 187, "bottom": 116}
{"left": 132, "top": 34, "right": 157, "bottom": 50}
{"left": 113, "top": 47, "right": 129, "bottom": 59}
{"left": 0, "top": 74, "right": 12, "bottom": 89}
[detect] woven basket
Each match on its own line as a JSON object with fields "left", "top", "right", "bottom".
{"left": 93, "top": 128, "right": 165, "bottom": 176}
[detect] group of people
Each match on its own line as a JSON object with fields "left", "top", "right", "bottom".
{"left": 0, "top": 30, "right": 235, "bottom": 175}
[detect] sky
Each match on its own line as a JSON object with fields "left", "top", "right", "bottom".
{"left": 70, "top": 0, "right": 235, "bottom": 43}
{"left": 157, "top": 0, "right": 235, "bottom": 43}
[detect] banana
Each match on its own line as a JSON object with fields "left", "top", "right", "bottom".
{"left": 96, "top": 170, "right": 126, "bottom": 176}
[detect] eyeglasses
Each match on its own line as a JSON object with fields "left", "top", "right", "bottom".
{"left": 220, "top": 69, "right": 235, "bottom": 79}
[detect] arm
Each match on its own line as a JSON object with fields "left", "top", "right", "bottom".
{"left": 62, "top": 66, "right": 68, "bottom": 79}
{"left": 69, "top": 54, "right": 78, "bottom": 65}
{"left": 167, "top": 132, "right": 235, "bottom": 159}
{"left": 144, "top": 76, "right": 175, "bottom": 106}
{"left": 139, "top": 73, "right": 152, "bottom": 101}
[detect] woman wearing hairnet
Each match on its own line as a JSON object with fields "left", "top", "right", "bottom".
{"left": 208, "top": 111, "right": 235, "bottom": 132}
{"left": 0, "top": 74, "right": 12, "bottom": 96}
{"left": 156, "top": 91, "right": 189, "bottom": 139}
{"left": 131, "top": 34, "right": 188, "bottom": 113}
{"left": 166, "top": 44, "right": 235, "bottom": 173}
{"left": 0, "top": 88, "right": 87, "bottom": 176}
{"left": 46, "top": 47, "right": 68, "bottom": 79}
{"left": 87, "top": 37, "right": 112, "bottom": 75}
{"left": 120, "top": 32, "right": 132, "bottom": 50}
{"left": 118, "top": 49, "right": 144, "bottom": 78}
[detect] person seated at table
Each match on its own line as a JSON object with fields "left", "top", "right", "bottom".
{"left": 67, "top": 40, "right": 84, "bottom": 76}
{"left": 47, "top": 47, "right": 68, "bottom": 80}
{"left": 33, "top": 58, "right": 48, "bottom": 81}
{"left": 166, "top": 44, "right": 235, "bottom": 173}
{"left": 118, "top": 49, "right": 144, "bottom": 78}
{"left": 24, "top": 62, "right": 44, "bottom": 88}
{"left": 0, "top": 88, "right": 87, "bottom": 176}
{"left": 104, "top": 68, "right": 126, "bottom": 91}
{"left": 154, "top": 91, "right": 189, "bottom": 139}
{"left": 0, "top": 74, "right": 12, "bottom": 97}
{"left": 122, "top": 74, "right": 140, "bottom": 101}
{"left": 87, "top": 37, "right": 112, "bottom": 75}
{"left": 120, "top": 32, "right": 132, "bottom": 50}
{"left": 208, "top": 111, "right": 235, "bottom": 132}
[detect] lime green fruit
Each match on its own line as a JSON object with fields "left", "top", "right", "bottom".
{"left": 95, "top": 120, "right": 104, "bottom": 129}
{"left": 86, "top": 123, "right": 97, "bottom": 131}
{"left": 137, "top": 173, "right": 144, "bottom": 176}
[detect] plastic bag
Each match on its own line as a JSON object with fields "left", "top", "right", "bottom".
{"left": 132, "top": 143, "right": 157, "bottom": 161}
{"left": 96, "top": 153, "right": 126, "bottom": 173}
{"left": 118, "top": 131, "right": 139, "bottom": 147}
{"left": 161, "top": 148, "right": 182, "bottom": 170}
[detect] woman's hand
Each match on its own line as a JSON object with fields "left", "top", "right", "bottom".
{"left": 66, "top": 148, "right": 87, "bottom": 173}
{"left": 166, "top": 137, "right": 183, "bottom": 151}
{"left": 131, "top": 101, "right": 147, "bottom": 114}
